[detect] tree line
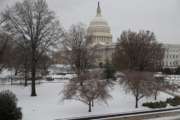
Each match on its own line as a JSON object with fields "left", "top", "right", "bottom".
{"left": 0, "top": 0, "right": 63, "bottom": 96}
{"left": 61, "top": 26, "right": 175, "bottom": 111}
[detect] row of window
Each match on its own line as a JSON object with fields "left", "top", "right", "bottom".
{"left": 166, "top": 54, "right": 178, "bottom": 59}
{"left": 164, "top": 61, "right": 178, "bottom": 66}
{"left": 95, "top": 36, "right": 111, "bottom": 44}
{"left": 166, "top": 48, "right": 179, "bottom": 52}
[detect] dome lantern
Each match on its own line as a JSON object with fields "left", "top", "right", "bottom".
{"left": 96, "top": 2, "right": 101, "bottom": 17}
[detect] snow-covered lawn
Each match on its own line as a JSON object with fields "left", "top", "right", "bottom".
{"left": 0, "top": 81, "right": 173, "bottom": 120}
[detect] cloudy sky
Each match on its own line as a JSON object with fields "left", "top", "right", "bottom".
{"left": 0, "top": 0, "right": 180, "bottom": 43}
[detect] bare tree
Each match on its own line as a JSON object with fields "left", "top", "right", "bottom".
{"left": 38, "top": 54, "right": 51, "bottom": 75}
{"left": 62, "top": 24, "right": 96, "bottom": 85}
{"left": 62, "top": 70, "right": 111, "bottom": 112}
{"left": 10, "top": 40, "right": 51, "bottom": 86}
{"left": 121, "top": 71, "right": 154, "bottom": 108}
{"left": 9, "top": 42, "right": 31, "bottom": 86}
{"left": 0, "top": 32, "right": 13, "bottom": 72}
{"left": 112, "top": 30, "right": 165, "bottom": 108}
{"left": 120, "top": 72, "right": 177, "bottom": 108}
{"left": 153, "top": 74, "right": 178, "bottom": 100}
{"left": 62, "top": 24, "right": 110, "bottom": 112}
{"left": 103, "top": 59, "right": 116, "bottom": 86}
{"left": 152, "top": 74, "right": 166, "bottom": 100}
{"left": 113, "top": 30, "right": 164, "bottom": 71}
{"left": 1, "top": 0, "right": 63, "bottom": 96}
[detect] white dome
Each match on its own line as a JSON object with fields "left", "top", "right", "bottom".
{"left": 88, "top": 16, "right": 111, "bottom": 34}
{"left": 87, "top": 2, "right": 112, "bottom": 47}
{"left": 87, "top": 2, "right": 111, "bottom": 36}
{"left": 90, "top": 17, "right": 108, "bottom": 26}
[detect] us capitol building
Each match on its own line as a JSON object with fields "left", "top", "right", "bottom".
{"left": 55, "top": 2, "right": 180, "bottom": 69}
{"left": 87, "top": 2, "right": 115, "bottom": 66}
{"left": 87, "top": 2, "right": 180, "bottom": 69}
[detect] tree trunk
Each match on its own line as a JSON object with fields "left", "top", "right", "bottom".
{"left": 135, "top": 96, "right": 138, "bottom": 108}
{"left": 79, "top": 75, "right": 84, "bottom": 86}
{"left": 15, "top": 68, "right": 18, "bottom": 76}
{"left": 24, "top": 76, "right": 28, "bottom": 86}
{"left": 31, "top": 51, "right": 37, "bottom": 96}
{"left": 77, "top": 71, "right": 83, "bottom": 86}
{"left": 154, "top": 94, "right": 157, "bottom": 100}
{"left": 88, "top": 101, "right": 92, "bottom": 112}
{"left": 92, "top": 100, "right": 94, "bottom": 107}
{"left": 80, "top": 81, "right": 83, "bottom": 86}
{"left": 24, "top": 63, "right": 28, "bottom": 86}
{"left": 154, "top": 90, "right": 158, "bottom": 100}
{"left": 10, "top": 76, "right": 13, "bottom": 85}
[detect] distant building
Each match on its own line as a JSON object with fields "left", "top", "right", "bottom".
{"left": 55, "top": 2, "right": 180, "bottom": 69}
{"left": 87, "top": 2, "right": 112, "bottom": 46}
{"left": 87, "top": 2, "right": 114, "bottom": 66}
{"left": 87, "top": 2, "right": 180, "bottom": 69}
{"left": 53, "top": 2, "right": 114, "bottom": 66}
{"left": 163, "top": 44, "right": 180, "bottom": 69}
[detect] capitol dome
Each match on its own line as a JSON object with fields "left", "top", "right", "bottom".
{"left": 88, "top": 16, "right": 111, "bottom": 34}
{"left": 87, "top": 2, "right": 112, "bottom": 46}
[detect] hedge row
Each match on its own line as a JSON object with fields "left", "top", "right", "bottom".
{"left": 142, "top": 101, "right": 167, "bottom": 108}
{"left": 166, "top": 96, "right": 180, "bottom": 106}
{"left": 142, "top": 96, "right": 180, "bottom": 108}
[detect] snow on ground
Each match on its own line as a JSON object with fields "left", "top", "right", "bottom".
{"left": 0, "top": 69, "right": 13, "bottom": 78}
{"left": 0, "top": 80, "right": 173, "bottom": 120}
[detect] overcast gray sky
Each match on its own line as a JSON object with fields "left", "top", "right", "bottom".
{"left": 0, "top": 0, "right": 180, "bottom": 43}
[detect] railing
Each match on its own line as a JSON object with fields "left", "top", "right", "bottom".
{"left": 57, "top": 107, "right": 180, "bottom": 120}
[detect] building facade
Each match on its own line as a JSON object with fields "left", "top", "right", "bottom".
{"left": 55, "top": 2, "right": 180, "bottom": 69}
{"left": 87, "top": 2, "right": 180, "bottom": 69}
{"left": 87, "top": 2, "right": 112, "bottom": 46}
{"left": 87, "top": 2, "right": 114, "bottom": 65}
{"left": 163, "top": 44, "right": 180, "bottom": 69}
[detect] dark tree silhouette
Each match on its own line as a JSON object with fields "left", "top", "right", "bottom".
{"left": 113, "top": 30, "right": 165, "bottom": 71}
{"left": 62, "top": 70, "right": 111, "bottom": 112}
{"left": 62, "top": 24, "right": 96, "bottom": 86}
{"left": 0, "top": 90, "right": 22, "bottom": 120}
{"left": 0, "top": 32, "right": 13, "bottom": 72}
{"left": 1, "top": 0, "right": 63, "bottom": 96}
